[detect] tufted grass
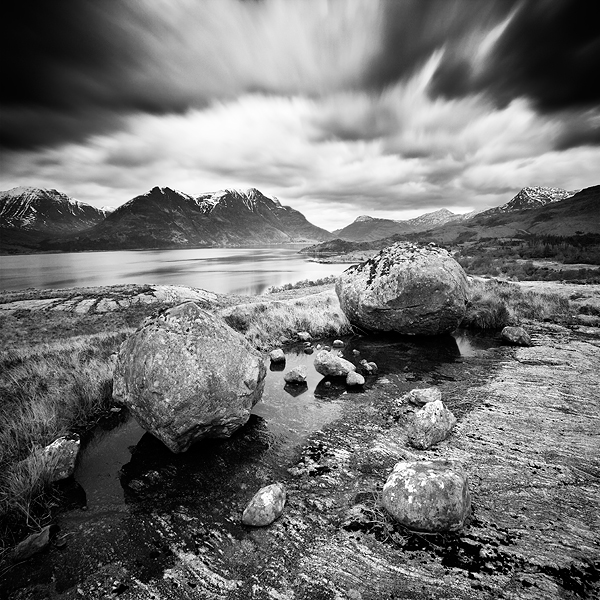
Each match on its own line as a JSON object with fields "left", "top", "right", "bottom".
{"left": 220, "top": 289, "right": 352, "bottom": 350}
{"left": 462, "top": 278, "right": 571, "bottom": 329}
{"left": 0, "top": 331, "right": 130, "bottom": 547}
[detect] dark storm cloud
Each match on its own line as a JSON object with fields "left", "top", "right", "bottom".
{"left": 426, "top": 0, "right": 600, "bottom": 115}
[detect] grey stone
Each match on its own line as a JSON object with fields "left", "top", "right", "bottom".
{"left": 314, "top": 350, "right": 356, "bottom": 377}
{"left": 242, "top": 483, "right": 286, "bottom": 526}
{"left": 297, "top": 331, "right": 312, "bottom": 342}
{"left": 346, "top": 371, "right": 365, "bottom": 387}
{"left": 39, "top": 433, "right": 80, "bottom": 481}
{"left": 269, "top": 348, "right": 285, "bottom": 363}
{"left": 284, "top": 366, "right": 307, "bottom": 384}
{"left": 405, "top": 387, "right": 442, "bottom": 406}
{"left": 332, "top": 340, "right": 345, "bottom": 348}
{"left": 382, "top": 460, "right": 471, "bottom": 532}
{"left": 501, "top": 326, "right": 532, "bottom": 347}
{"left": 336, "top": 242, "right": 468, "bottom": 335}
{"left": 113, "top": 302, "right": 266, "bottom": 453}
{"left": 13, "top": 526, "right": 51, "bottom": 561}
{"left": 407, "top": 400, "right": 457, "bottom": 449}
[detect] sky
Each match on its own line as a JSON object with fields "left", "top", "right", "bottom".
{"left": 1, "top": 0, "right": 599, "bottom": 231}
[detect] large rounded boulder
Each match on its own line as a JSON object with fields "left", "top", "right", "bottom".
{"left": 113, "top": 302, "right": 266, "bottom": 453}
{"left": 335, "top": 242, "right": 468, "bottom": 335}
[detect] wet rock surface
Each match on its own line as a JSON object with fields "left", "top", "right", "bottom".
{"left": 3, "top": 323, "right": 599, "bottom": 599}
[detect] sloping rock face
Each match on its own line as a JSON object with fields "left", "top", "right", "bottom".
{"left": 382, "top": 460, "right": 471, "bottom": 532}
{"left": 113, "top": 302, "right": 266, "bottom": 452}
{"left": 335, "top": 242, "right": 469, "bottom": 335}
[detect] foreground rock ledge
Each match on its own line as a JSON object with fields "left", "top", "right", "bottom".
{"left": 336, "top": 242, "right": 469, "bottom": 335}
{"left": 382, "top": 460, "right": 471, "bottom": 532}
{"left": 113, "top": 301, "right": 266, "bottom": 453}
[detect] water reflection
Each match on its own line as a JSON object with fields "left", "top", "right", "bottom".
{"left": 0, "top": 246, "right": 349, "bottom": 293}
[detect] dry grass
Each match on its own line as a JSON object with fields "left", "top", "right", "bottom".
{"left": 462, "top": 277, "right": 571, "bottom": 329}
{"left": 0, "top": 330, "right": 131, "bottom": 543}
{"left": 220, "top": 289, "right": 352, "bottom": 350}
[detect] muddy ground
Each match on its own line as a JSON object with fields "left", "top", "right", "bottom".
{"left": 1, "top": 287, "right": 599, "bottom": 599}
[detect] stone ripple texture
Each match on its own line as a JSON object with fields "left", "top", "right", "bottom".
{"left": 382, "top": 460, "right": 471, "bottom": 532}
{"left": 113, "top": 301, "right": 266, "bottom": 453}
{"left": 336, "top": 242, "right": 469, "bottom": 335}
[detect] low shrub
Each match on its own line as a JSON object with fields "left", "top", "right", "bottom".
{"left": 265, "top": 274, "right": 338, "bottom": 294}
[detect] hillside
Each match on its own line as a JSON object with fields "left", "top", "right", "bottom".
{"left": 42, "top": 187, "right": 333, "bottom": 251}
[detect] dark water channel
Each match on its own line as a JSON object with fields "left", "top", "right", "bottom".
{"left": 7, "top": 329, "right": 499, "bottom": 594}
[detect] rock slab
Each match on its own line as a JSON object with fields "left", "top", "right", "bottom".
{"left": 407, "top": 400, "right": 457, "bottom": 449}
{"left": 113, "top": 302, "right": 266, "bottom": 453}
{"left": 336, "top": 242, "right": 468, "bottom": 335}
{"left": 382, "top": 460, "right": 471, "bottom": 532}
{"left": 13, "top": 526, "right": 51, "bottom": 561}
{"left": 314, "top": 350, "right": 356, "bottom": 377}
{"left": 242, "top": 483, "right": 286, "bottom": 526}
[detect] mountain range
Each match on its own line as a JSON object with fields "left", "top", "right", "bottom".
{"left": 0, "top": 186, "right": 332, "bottom": 252}
{"left": 1, "top": 184, "right": 598, "bottom": 255}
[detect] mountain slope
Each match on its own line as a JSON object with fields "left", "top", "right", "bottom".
{"left": 43, "top": 187, "right": 332, "bottom": 250}
{"left": 421, "top": 185, "right": 600, "bottom": 244}
{"left": 0, "top": 187, "right": 108, "bottom": 234}
{"left": 333, "top": 208, "right": 460, "bottom": 241}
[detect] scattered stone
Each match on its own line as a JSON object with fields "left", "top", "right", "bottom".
{"left": 336, "top": 242, "right": 469, "bottom": 335}
{"left": 284, "top": 366, "right": 307, "bottom": 384}
{"left": 501, "top": 326, "right": 532, "bottom": 347}
{"left": 352, "top": 349, "right": 360, "bottom": 356}
{"left": 303, "top": 347, "right": 314, "bottom": 355}
{"left": 242, "top": 483, "right": 286, "bottom": 526}
{"left": 382, "top": 460, "right": 471, "bottom": 532}
{"left": 407, "top": 400, "right": 457, "bottom": 449}
{"left": 362, "top": 361, "right": 378, "bottom": 375}
{"left": 404, "top": 387, "right": 442, "bottom": 406}
{"left": 346, "top": 371, "right": 365, "bottom": 387}
{"left": 297, "top": 331, "right": 312, "bottom": 342}
{"left": 314, "top": 350, "right": 356, "bottom": 377}
{"left": 38, "top": 433, "right": 80, "bottom": 481}
{"left": 332, "top": 340, "right": 344, "bottom": 348}
{"left": 280, "top": 337, "right": 290, "bottom": 345}
{"left": 13, "top": 526, "right": 51, "bottom": 561}
{"left": 303, "top": 341, "right": 312, "bottom": 348}
{"left": 113, "top": 302, "right": 266, "bottom": 453}
{"left": 269, "top": 348, "right": 285, "bottom": 363}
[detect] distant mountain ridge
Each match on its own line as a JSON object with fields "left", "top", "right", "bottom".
{"left": 0, "top": 186, "right": 109, "bottom": 233}
{"left": 41, "top": 186, "right": 333, "bottom": 251}
{"left": 332, "top": 207, "right": 461, "bottom": 241}
{"left": 479, "top": 186, "right": 574, "bottom": 217}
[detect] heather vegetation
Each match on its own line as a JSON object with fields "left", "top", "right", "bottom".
{"left": 455, "top": 233, "right": 600, "bottom": 282}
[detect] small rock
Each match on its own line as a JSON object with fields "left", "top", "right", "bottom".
{"left": 346, "top": 371, "right": 365, "bottom": 387}
{"left": 332, "top": 340, "right": 345, "bottom": 348}
{"left": 242, "top": 483, "right": 286, "bottom": 526}
{"left": 324, "top": 381, "right": 332, "bottom": 388}
{"left": 303, "top": 347, "right": 314, "bottom": 355}
{"left": 363, "top": 361, "right": 378, "bottom": 375}
{"left": 404, "top": 387, "right": 442, "bottom": 406}
{"left": 39, "top": 434, "right": 80, "bottom": 481}
{"left": 352, "top": 349, "right": 360, "bottom": 356}
{"left": 297, "top": 331, "right": 312, "bottom": 342}
{"left": 382, "top": 460, "right": 471, "bottom": 532}
{"left": 407, "top": 400, "right": 457, "bottom": 449}
{"left": 501, "top": 326, "right": 532, "bottom": 347}
{"left": 314, "top": 350, "right": 356, "bottom": 377}
{"left": 269, "top": 348, "right": 285, "bottom": 363}
{"left": 284, "top": 366, "right": 307, "bottom": 384}
{"left": 13, "top": 526, "right": 51, "bottom": 561}
{"left": 280, "top": 337, "right": 290, "bottom": 345}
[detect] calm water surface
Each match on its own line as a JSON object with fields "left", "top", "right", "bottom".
{"left": 0, "top": 247, "right": 348, "bottom": 294}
